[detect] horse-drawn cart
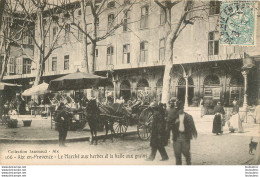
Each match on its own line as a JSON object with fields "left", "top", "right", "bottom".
{"left": 51, "top": 101, "right": 154, "bottom": 141}
{"left": 98, "top": 102, "right": 153, "bottom": 140}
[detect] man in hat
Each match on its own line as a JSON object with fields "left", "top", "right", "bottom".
{"left": 166, "top": 98, "right": 178, "bottom": 141}
{"left": 171, "top": 101, "right": 197, "bottom": 165}
{"left": 55, "top": 102, "right": 72, "bottom": 147}
{"left": 146, "top": 101, "right": 169, "bottom": 161}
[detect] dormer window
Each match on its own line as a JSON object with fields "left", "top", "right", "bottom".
{"left": 140, "top": 6, "right": 149, "bottom": 29}
{"left": 107, "top": 1, "right": 115, "bottom": 8}
{"left": 52, "top": 15, "right": 59, "bottom": 22}
{"left": 78, "top": 9, "right": 81, "bottom": 16}
{"left": 124, "top": 0, "right": 130, "bottom": 4}
{"left": 108, "top": 14, "right": 115, "bottom": 31}
{"left": 209, "top": 1, "right": 220, "bottom": 15}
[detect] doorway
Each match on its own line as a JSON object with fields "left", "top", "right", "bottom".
{"left": 177, "top": 87, "right": 194, "bottom": 105}
{"left": 120, "top": 90, "right": 131, "bottom": 101}
{"left": 120, "top": 80, "right": 131, "bottom": 102}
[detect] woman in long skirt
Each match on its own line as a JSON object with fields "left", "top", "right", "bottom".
{"left": 229, "top": 100, "right": 243, "bottom": 133}
{"left": 212, "top": 102, "right": 225, "bottom": 135}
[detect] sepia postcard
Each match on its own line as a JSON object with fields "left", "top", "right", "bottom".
{"left": 0, "top": 0, "right": 259, "bottom": 167}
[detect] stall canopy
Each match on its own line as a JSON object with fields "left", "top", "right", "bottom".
{"left": 48, "top": 70, "right": 109, "bottom": 91}
{"left": 0, "top": 82, "right": 22, "bottom": 90}
{"left": 22, "top": 82, "right": 49, "bottom": 96}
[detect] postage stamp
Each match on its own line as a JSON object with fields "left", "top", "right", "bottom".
{"left": 220, "top": 1, "right": 256, "bottom": 46}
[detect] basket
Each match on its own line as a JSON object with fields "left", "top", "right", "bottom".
{"left": 7, "top": 119, "right": 18, "bottom": 128}
{"left": 22, "top": 120, "right": 32, "bottom": 127}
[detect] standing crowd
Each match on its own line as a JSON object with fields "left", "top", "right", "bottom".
{"left": 52, "top": 94, "right": 259, "bottom": 165}
{"left": 146, "top": 99, "right": 197, "bottom": 165}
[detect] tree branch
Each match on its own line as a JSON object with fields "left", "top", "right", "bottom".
{"left": 71, "top": 22, "right": 94, "bottom": 42}
{"left": 43, "top": 23, "right": 65, "bottom": 63}
{"left": 96, "top": 0, "right": 107, "bottom": 15}
{"left": 90, "top": 0, "right": 97, "bottom": 17}
{"left": 154, "top": 0, "right": 166, "bottom": 10}
{"left": 96, "top": 21, "right": 123, "bottom": 41}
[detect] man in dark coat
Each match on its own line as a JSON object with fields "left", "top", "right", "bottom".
{"left": 166, "top": 98, "right": 178, "bottom": 141}
{"left": 55, "top": 102, "right": 72, "bottom": 147}
{"left": 212, "top": 102, "right": 225, "bottom": 135}
{"left": 146, "top": 102, "right": 169, "bottom": 161}
{"left": 172, "top": 101, "right": 197, "bottom": 165}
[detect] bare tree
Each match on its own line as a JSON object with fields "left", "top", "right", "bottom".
{"left": 0, "top": 0, "right": 6, "bottom": 29}
{"left": 155, "top": 0, "right": 209, "bottom": 105}
{"left": 0, "top": 0, "right": 29, "bottom": 81}
{"left": 16, "top": 0, "right": 69, "bottom": 86}
{"left": 67, "top": 0, "right": 135, "bottom": 73}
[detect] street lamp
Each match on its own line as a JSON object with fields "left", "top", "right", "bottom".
{"left": 106, "top": 64, "right": 117, "bottom": 103}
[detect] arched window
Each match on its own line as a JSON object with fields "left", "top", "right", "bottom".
{"left": 137, "top": 78, "right": 150, "bottom": 103}
{"left": 137, "top": 78, "right": 149, "bottom": 88}
{"left": 120, "top": 80, "right": 131, "bottom": 101}
{"left": 178, "top": 77, "right": 194, "bottom": 86}
{"left": 120, "top": 80, "right": 131, "bottom": 90}
{"left": 106, "top": 81, "right": 114, "bottom": 89}
{"left": 203, "top": 75, "right": 221, "bottom": 99}
{"left": 204, "top": 75, "right": 220, "bottom": 86}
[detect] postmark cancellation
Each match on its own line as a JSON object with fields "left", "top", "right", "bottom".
{"left": 220, "top": 1, "right": 257, "bottom": 46}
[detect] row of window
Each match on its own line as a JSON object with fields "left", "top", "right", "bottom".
{"left": 51, "top": 55, "right": 70, "bottom": 71}
{"left": 105, "top": 39, "right": 165, "bottom": 65}
{"left": 50, "top": 29, "right": 219, "bottom": 70}
{"left": 105, "top": 29, "right": 219, "bottom": 65}
{"left": 4, "top": 55, "right": 70, "bottom": 75}
{"left": 6, "top": 58, "right": 31, "bottom": 75}
{"left": 3, "top": 29, "right": 219, "bottom": 75}
{"left": 50, "top": 1, "right": 221, "bottom": 43}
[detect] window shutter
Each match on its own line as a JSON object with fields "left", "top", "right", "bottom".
{"left": 16, "top": 58, "right": 22, "bottom": 74}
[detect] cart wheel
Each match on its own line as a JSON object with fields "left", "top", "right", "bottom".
{"left": 113, "top": 118, "right": 128, "bottom": 136}
{"left": 137, "top": 108, "right": 153, "bottom": 140}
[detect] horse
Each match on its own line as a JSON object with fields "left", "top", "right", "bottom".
{"left": 84, "top": 99, "right": 100, "bottom": 145}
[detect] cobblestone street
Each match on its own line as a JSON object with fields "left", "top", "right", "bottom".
{"left": 1, "top": 131, "right": 259, "bottom": 165}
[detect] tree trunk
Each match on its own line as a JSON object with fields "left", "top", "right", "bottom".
{"left": 34, "top": 9, "right": 44, "bottom": 86}
{"left": 160, "top": 1, "right": 189, "bottom": 105}
{"left": 81, "top": 0, "right": 89, "bottom": 73}
{"left": 89, "top": 13, "right": 97, "bottom": 74}
{"left": 89, "top": 42, "right": 96, "bottom": 74}
{"left": 81, "top": 34, "right": 89, "bottom": 73}
{"left": 34, "top": 53, "right": 44, "bottom": 86}
{"left": 161, "top": 39, "right": 173, "bottom": 104}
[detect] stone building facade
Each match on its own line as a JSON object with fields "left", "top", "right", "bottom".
{"left": 2, "top": 0, "right": 260, "bottom": 109}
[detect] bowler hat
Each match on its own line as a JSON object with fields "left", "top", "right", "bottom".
{"left": 169, "top": 97, "right": 176, "bottom": 104}
{"left": 149, "top": 101, "right": 158, "bottom": 108}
